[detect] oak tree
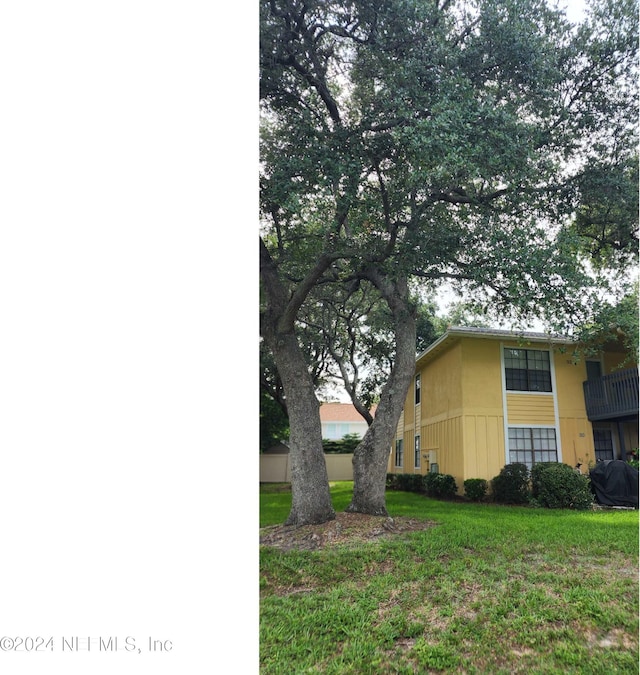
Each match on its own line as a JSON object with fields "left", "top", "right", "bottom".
{"left": 260, "top": 0, "right": 638, "bottom": 524}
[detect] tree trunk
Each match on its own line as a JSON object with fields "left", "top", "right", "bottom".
{"left": 347, "top": 273, "right": 416, "bottom": 515}
{"left": 260, "top": 238, "right": 335, "bottom": 526}
{"left": 273, "top": 333, "right": 336, "bottom": 526}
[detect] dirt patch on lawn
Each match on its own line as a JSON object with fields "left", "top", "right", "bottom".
{"left": 260, "top": 512, "right": 436, "bottom": 552}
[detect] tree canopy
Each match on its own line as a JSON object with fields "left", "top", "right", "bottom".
{"left": 263, "top": 0, "right": 636, "bottom": 323}
{"left": 260, "top": 0, "right": 639, "bottom": 524}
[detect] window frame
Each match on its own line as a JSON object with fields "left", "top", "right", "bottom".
{"left": 415, "top": 373, "right": 421, "bottom": 405}
{"left": 508, "top": 426, "right": 558, "bottom": 470}
{"left": 394, "top": 439, "right": 404, "bottom": 468}
{"left": 414, "top": 435, "right": 421, "bottom": 469}
{"left": 504, "top": 347, "right": 552, "bottom": 393}
{"left": 593, "top": 427, "right": 615, "bottom": 462}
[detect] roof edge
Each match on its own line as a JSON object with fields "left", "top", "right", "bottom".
{"left": 416, "top": 326, "right": 575, "bottom": 365}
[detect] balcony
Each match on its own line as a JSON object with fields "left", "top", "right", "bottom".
{"left": 583, "top": 367, "right": 639, "bottom": 421}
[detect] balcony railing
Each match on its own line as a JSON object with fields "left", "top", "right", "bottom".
{"left": 583, "top": 367, "right": 639, "bottom": 421}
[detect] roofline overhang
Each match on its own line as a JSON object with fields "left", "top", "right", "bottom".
{"left": 415, "top": 326, "right": 576, "bottom": 369}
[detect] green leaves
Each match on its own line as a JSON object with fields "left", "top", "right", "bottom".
{"left": 261, "top": 0, "right": 638, "bottom": 389}
{"left": 569, "top": 154, "right": 639, "bottom": 269}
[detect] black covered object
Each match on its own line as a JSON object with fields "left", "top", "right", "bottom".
{"left": 589, "top": 460, "right": 639, "bottom": 508}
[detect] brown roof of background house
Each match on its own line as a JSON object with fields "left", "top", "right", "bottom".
{"left": 319, "top": 402, "right": 377, "bottom": 422}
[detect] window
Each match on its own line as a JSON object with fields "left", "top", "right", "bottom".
{"left": 415, "top": 373, "right": 421, "bottom": 405}
{"left": 504, "top": 348, "right": 552, "bottom": 392}
{"left": 414, "top": 435, "right": 421, "bottom": 468}
{"left": 508, "top": 427, "right": 558, "bottom": 469}
{"left": 325, "top": 422, "right": 351, "bottom": 440}
{"left": 593, "top": 428, "right": 614, "bottom": 461}
{"left": 395, "top": 439, "right": 404, "bottom": 468}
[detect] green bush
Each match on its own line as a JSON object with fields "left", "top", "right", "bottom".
{"left": 530, "top": 462, "right": 561, "bottom": 497}
{"left": 387, "top": 472, "right": 458, "bottom": 498}
{"left": 491, "top": 463, "right": 530, "bottom": 504}
{"left": 531, "top": 462, "right": 593, "bottom": 510}
{"left": 407, "top": 474, "right": 425, "bottom": 493}
{"left": 464, "top": 478, "right": 488, "bottom": 502}
{"left": 387, "top": 473, "right": 424, "bottom": 493}
{"left": 395, "top": 474, "right": 413, "bottom": 492}
{"left": 322, "top": 433, "right": 361, "bottom": 453}
{"left": 424, "top": 472, "right": 458, "bottom": 499}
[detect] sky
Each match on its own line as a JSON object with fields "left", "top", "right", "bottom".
{"left": 562, "top": 0, "right": 587, "bottom": 22}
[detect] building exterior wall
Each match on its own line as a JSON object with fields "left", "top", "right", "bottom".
{"left": 554, "top": 353, "right": 595, "bottom": 467}
{"left": 389, "top": 340, "right": 464, "bottom": 477}
{"left": 559, "top": 416, "right": 595, "bottom": 467}
{"left": 422, "top": 416, "right": 464, "bottom": 479}
{"left": 462, "top": 414, "right": 505, "bottom": 484}
{"left": 602, "top": 350, "right": 631, "bottom": 375}
{"left": 506, "top": 393, "right": 556, "bottom": 425}
{"left": 419, "top": 341, "right": 463, "bottom": 478}
{"left": 395, "top": 409, "right": 404, "bottom": 438}
{"left": 461, "top": 338, "right": 503, "bottom": 413}
{"left": 404, "top": 384, "right": 415, "bottom": 429}
{"left": 389, "top": 330, "right": 638, "bottom": 492}
{"left": 423, "top": 341, "right": 464, "bottom": 418}
{"left": 459, "top": 338, "right": 506, "bottom": 483}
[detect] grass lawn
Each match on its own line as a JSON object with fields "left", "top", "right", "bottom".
{"left": 260, "top": 482, "right": 639, "bottom": 674}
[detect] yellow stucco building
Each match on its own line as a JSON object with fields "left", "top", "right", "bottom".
{"left": 388, "top": 327, "right": 639, "bottom": 490}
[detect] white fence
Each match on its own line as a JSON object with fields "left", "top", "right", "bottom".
{"left": 260, "top": 453, "right": 354, "bottom": 482}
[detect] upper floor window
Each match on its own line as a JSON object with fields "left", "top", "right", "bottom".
{"left": 504, "top": 348, "right": 552, "bottom": 392}
{"left": 415, "top": 373, "right": 421, "bottom": 405}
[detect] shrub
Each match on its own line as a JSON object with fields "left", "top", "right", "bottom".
{"left": 322, "top": 433, "right": 361, "bottom": 453}
{"left": 530, "top": 462, "right": 561, "bottom": 498}
{"left": 491, "top": 463, "right": 530, "bottom": 504}
{"left": 531, "top": 462, "right": 593, "bottom": 510}
{"left": 424, "top": 472, "right": 458, "bottom": 499}
{"left": 464, "top": 478, "right": 488, "bottom": 502}
{"left": 394, "top": 474, "right": 411, "bottom": 491}
{"left": 407, "top": 474, "right": 425, "bottom": 493}
{"left": 388, "top": 473, "right": 424, "bottom": 493}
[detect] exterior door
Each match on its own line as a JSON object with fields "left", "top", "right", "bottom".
{"left": 586, "top": 360, "right": 602, "bottom": 381}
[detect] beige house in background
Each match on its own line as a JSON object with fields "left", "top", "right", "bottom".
{"left": 388, "top": 326, "right": 639, "bottom": 490}
{"left": 319, "top": 402, "right": 376, "bottom": 440}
